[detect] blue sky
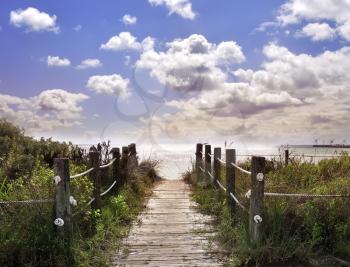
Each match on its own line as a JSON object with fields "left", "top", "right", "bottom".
{"left": 1, "top": 0, "right": 350, "bottom": 149}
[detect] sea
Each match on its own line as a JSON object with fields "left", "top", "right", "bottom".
{"left": 77, "top": 144, "right": 350, "bottom": 180}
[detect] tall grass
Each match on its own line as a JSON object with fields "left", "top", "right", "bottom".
{"left": 0, "top": 158, "right": 160, "bottom": 267}
{"left": 184, "top": 154, "right": 350, "bottom": 266}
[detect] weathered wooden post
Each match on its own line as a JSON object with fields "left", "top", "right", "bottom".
{"left": 204, "top": 144, "right": 212, "bottom": 184}
{"left": 226, "top": 149, "right": 236, "bottom": 214}
{"left": 121, "top": 146, "right": 129, "bottom": 185}
{"left": 284, "top": 149, "right": 289, "bottom": 167}
{"left": 111, "top": 147, "right": 121, "bottom": 193}
{"left": 89, "top": 151, "right": 101, "bottom": 210}
{"left": 128, "top": 143, "right": 138, "bottom": 172}
{"left": 195, "top": 143, "right": 203, "bottom": 183}
{"left": 213, "top": 147, "right": 221, "bottom": 188}
{"left": 249, "top": 156, "right": 265, "bottom": 244}
{"left": 54, "top": 158, "right": 72, "bottom": 238}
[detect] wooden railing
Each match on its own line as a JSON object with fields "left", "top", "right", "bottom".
{"left": 194, "top": 143, "right": 350, "bottom": 244}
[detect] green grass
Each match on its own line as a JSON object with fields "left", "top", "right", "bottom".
{"left": 0, "top": 120, "right": 161, "bottom": 266}
{"left": 0, "top": 159, "right": 160, "bottom": 267}
{"left": 184, "top": 155, "right": 350, "bottom": 266}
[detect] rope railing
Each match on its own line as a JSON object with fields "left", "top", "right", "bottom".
{"left": 0, "top": 199, "right": 55, "bottom": 205}
{"left": 230, "top": 162, "right": 251, "bottom": 175}
{"left": 99, "top": 158, "right": 116, "bottom": 169}
{"left": 217, "top": 158, "right": 226, "bottom": 165}
{"left": 207, "top": 171, "right": 214, "bottom": 180}
{"left": 81, "top": 179, "right": 119, "bottom": 209}
{"left": 70, "top": 167, "right": 94, "bottom": 179}
{"left": 195, "top": 143, "right": 350, "bottom": 244}
{"left": 100, "top": 180, "right": 118, "bottom": 197}
{"left": 216, "top": 179, "right": 226, "bottom": 192}
{"left": 265, "top": 192, "right": 350, "bottom": 198}
{"left": 229, "top": 192, "right": 247, "bottom": 211}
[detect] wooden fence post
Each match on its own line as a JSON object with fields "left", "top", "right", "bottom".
{"left": 121, "top": 146, "right": 129, "bottom": 185}
{"left": 249, "top": 156, "right": 265, "bottom": 244}
{"left": 89, "top": 151, "right": 101, "bottom": 210}
{"left": 111, "top": 147, "right": 121, "bottom": 194}
{"left": 128, "top": 143, "right": 138, "bottom": 172}
{"left": 195, "top": 143, "right": 203, "bottom": 183}
{"left": 226, "top": 149, "right": 236, "bottom": 214}
{"left": 213, "top": 147, "right": 221, "bottom": 188}
{"left": 204, "top": 144, "right": 212, "bottom": 184}
{"left": 54, "top": 158, "right": 72, "bottom": 238}
{"left": 285, "top": 149, "right": 289, "bottom": 166}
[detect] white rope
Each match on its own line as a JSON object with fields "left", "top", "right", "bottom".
{"left": 207, "top": 153, "right": 214, "bottom": 158}
{"left": 199, "top": 166, "right": 206, "bottom": 173}
{"left": 100, "top": 180, "right": 117, "bottom": 197}
{"left": 0, "top": 199, "right": 54, "bottom": 205}
{"left": 81, "top": 179, "right": 119, "bottom": 209}
{"left": 229, "top": 192, "right": 247, "bottom": 211}
{"left": 217, "top": 158, "right": 226, "bottom": 165}
{"left": 86, "top": 197, "right": 95, "bottom": 206}
{"left": 70, "top": 167, "right": 94, "bottom": 179}
{"left": 99, "top": 158, "right": 116, "bottom": 169}
{"left": 264, "top": 192, "right": 350, "bottom": 198}
{"left": 230, "top": 162, "right": 251, "bottom": 175}
{"left": 216, "top": 180, "right": 226, "bottom": 192}
{"left": 207, "top": 171, "right": 214, "bottom": 181}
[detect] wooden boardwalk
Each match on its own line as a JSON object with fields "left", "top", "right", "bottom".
{"left": 113, "top": 179, "right": 225, "bottom": 267}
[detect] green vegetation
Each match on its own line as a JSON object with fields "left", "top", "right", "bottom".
{"left": 184, "top": 154, "right": 350, "bottom": 266}
{"left": 0, "top": 120, "right": 160, "bottom": 266}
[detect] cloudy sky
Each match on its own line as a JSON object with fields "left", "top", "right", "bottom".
{"left": 1, "top": 0, "right": 350, "bottom": 148}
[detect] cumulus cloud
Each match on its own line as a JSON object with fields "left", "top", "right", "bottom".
{"left": 100, "top": 32, "right": 142, "bottom": 51}
{"left": 136, "top": 34, "right": 245, "bottom": 91}
{"left": 149, "top": 0, "right": 196, "bottom": 20}
{"left": 122, "top": 14, "right": 137, "bottom": 25}
{"left": 0, "top": 89, "right": 89, "bottom": 131}
{"left": 10, "top": 7, "right": 59, "bottom": 33}
{"left": 76, "top": 58, "right": 102, "bottom": 69}
{"left": 275, "top": 0, "right": 350, "bottom": 41}
{"left": 298, "top": 23, "right": 336, "bottom": 41}
{"left": 86, "top": 74, "right": 130, "bottom": 98}
{"left": 135, "top": 38, "right": 350, "bottom": 143}
{"left": 100, "top": 32, "right": 155, "bottom": 52}
{"left": 47, "top": 56, "right": 71, "bottom": 67}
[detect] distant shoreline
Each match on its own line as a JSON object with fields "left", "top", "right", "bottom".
{"left": 284, "top": 144, "right": 350, "bottom": 148}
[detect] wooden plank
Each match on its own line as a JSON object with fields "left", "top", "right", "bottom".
{"left": 113, "top": 179, "right": 225, "bottom": 266}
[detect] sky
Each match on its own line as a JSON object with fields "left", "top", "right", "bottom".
{"left": 1, "top": 0, "right": 350, "bottom": 150}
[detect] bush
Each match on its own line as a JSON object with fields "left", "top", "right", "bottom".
{"left": 187, "top": 155, "right": 350, "bottom": 266}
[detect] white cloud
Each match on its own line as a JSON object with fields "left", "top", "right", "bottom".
{"left": 135, "top": 38, "right": 350, "bottom": 143}
{"left": 77, "top": 58, "right": 102, "bottom": 69}
{"left": 86, "top": 74, "right": 130, "bottom": 98}
{"left": 136, "top": 34, "right": 245, "bottom": 91}
{"left": 74, "top": 24, "right": 82, "bottom": 31}
{"left": 149, "top": 0, "right": 196, "bottom": 20}
{"left": 0, "top": 89, "right": 89, "bottom": 131}
{"left": 276, "top": 0, "right": 350, "bottom": 41}
{"left": 100, "top": 32, "right": 142, "bottom": 51}
{"left": 122, "top": 14, "right": 137, "bottom": 25}
{"left": 100, "top": 32, "right": 155, "bottom": 52}
{"left": 10, "top": 7, "right": 59, "bottom": 33}
{"left": 47, "top": 56, "right": 71, "bottom": 67}
{"left": 298, "top": 23, "right": 336, "bottom": 41}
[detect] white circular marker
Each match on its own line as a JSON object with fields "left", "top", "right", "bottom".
{"left": 53, "top": 176, "right": 61, "bottom": 185}
{"left": 257, "top": 173, "right": 264, "bottom": 182}
{"left": 254, "top": 215, "right": 262, "bottom": 223}
{"left": 54, "top": 218, "right": 64, "bottom": 227}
